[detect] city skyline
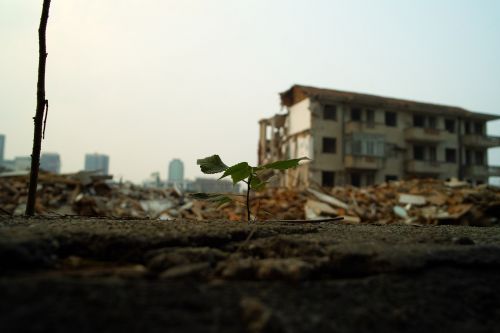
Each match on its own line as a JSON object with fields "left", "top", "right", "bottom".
{"left": 1, "top": 1, "right": 499, "bottom": 183}
{"left": 0, "top": 133, "right": 203, "bottom": 181}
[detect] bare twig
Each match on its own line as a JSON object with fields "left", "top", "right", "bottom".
{"left": 42, "top": 99, "right": 49, "bottom": 139}
{"left": 26, "top": 0, "right": 51, "bottom": 216}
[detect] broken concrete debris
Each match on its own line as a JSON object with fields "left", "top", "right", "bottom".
{"left": 0, "top": 172, "right": 498, "bottom": 225}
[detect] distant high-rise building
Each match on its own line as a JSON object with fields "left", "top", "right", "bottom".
{"left": 168, "top": 159, "right": 184, "bottom": 183}
{"left": 84, "top": 153, "right": 109, "bottom": 175}
{"left": 0, "top": 134, "right": 5, "bottom": 162}
{"left": 40, "top": 153, "right": 61, "bottom": 174}
{"left": 187, "top": 177, "right": 240, "bottom": 193}
{"left": 14, "top": 156, "right": 31, "bottom": 171}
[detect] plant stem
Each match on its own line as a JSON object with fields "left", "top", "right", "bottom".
{"left": 26, "top": 0, "right": 51, "bottom": 216}
{"left": 246, "top": 174, "right": 252, "bottom": 222}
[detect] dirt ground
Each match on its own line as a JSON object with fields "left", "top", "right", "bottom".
{"left": 1, "top": 217, "right": 500, "bottom": 332}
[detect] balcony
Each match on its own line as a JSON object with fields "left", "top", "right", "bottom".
{"left": 462, "top": 134, "right": 500, "bottom": 148}
{"left": 344, "top": 155, "right": 381, "bottom": 170}
{"left": 405, "top": 160, "right": 447, "bottom": 174}
{"left": 464, "top": 165, "right": 500, "bottom": 177}
{"left": 345, "top": 121, "right": 384, "bottom": 135}
{"left": 404, "top": 127, "right": 448, "bottom": 142}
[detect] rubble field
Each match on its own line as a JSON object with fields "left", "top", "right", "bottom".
{"left": 1, "top": 171, "right": 499, "bottom": 226}
{"left": 1, "top": 217, "right": 500, "bottom": 332}
{"left": 1, "top": 173, "right": 500, "bottom": 331}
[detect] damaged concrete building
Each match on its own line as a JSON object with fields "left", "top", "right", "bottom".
{"left": 258, "top": 85, "right": 500, "bottom": 188}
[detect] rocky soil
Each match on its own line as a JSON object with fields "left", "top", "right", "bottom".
{"left": 1, "top": 217, "right": 500, "bottom": 332}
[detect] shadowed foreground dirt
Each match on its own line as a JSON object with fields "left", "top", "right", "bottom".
{"left": 1, "top": 217, "right": 500, "bottom": 332}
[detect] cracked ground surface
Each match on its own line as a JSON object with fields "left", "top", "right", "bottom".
{"left": 1, "top": 217, "right": 500, "bottom": 332}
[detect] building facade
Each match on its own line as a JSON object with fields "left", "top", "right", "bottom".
{"left": 259, "top": 85, "right": 500, "bottom": 187}
{"left": 40, "top": 152, "right": 61, "bottom": 174}
{"left": 84, "top": 153, "right": 110, "bottom": 175}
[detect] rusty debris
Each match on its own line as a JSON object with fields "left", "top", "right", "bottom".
{"left": 0, "top": 172, "right": 498, "bottom": 225}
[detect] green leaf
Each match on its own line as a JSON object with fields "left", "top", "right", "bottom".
{"left": 250, "top": 174, "right": 267, "bottom": 191}
{"left": 197, "top": 155, "right": 229, "bottom": 174}
{"left": 262, "top": 157, "right": 309, "bottom": 170}
{"left": 219, "top": 162, "right": 252, "bottom": 184}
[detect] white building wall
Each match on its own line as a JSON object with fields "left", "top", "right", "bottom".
{"left": 287, "top": 98, "right": 311, "bottom": 135}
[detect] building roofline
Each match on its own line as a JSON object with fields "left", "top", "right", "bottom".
{"left": 280, "top": 84, "right": 500, "bottom": 120}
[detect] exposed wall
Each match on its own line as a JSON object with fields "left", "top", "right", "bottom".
{"left": 287, "top": 98, "right": 311, "bottom": 135}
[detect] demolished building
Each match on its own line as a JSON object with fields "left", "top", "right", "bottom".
{"left": 259, "top": 85, "right": 500, "bottom": 188}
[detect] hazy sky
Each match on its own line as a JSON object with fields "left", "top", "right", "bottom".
{"left": 1, "top": 0, "right": 499, "bottom": 183}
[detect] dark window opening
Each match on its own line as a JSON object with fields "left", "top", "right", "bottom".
{"left": 413, "top": 115, "right": 425, "bottom": 128}
{"left": 413, "top": 145, "right": 425, "bottom": 160}
{"left": 385, "top": 112, "right": 397, "bottom": 127}
{"left": 385, "top": 175, "right": 398, "bottom": 182}
{"left": 465, "top": 150, "right": 472, "bottom": 165}
{"left": 366, "top": 109, "right": 375, "bottom": 126}
{"left": 322, "top": 137, "right": 337, "bottom": 154}
{"left": 351, "top": 173, "right": 361, "bottom": 187}
{"left": 445, "top": 119, "right": 455, "bottom": 133}
{"left": 323, "top": 105, "right": 337, "bottom": 121}
{"left": 474, "top": 121, "right": 484, "bottom": 135}
{"left": 429, "top": 146, "right": 437, "bottom": 162}
{"left": 445, "top": 148, "right": 456, "bottom": 163}
{"left": 351, "top": 108, "right": 362, "bottom": 121}
{"left": 465, "top": 122, "right": 472, "bottom": 134}
{"left": 428, "top": 116, "right": 437, "bottom": 129}
{"left": 366, "top": 173, "right": 375, "bottom": 186}
{"left": 322, "top": 171, "right": 335, "bottom": 187}
{"left": 475, "top": 150, "right": 485, "bottom": 165}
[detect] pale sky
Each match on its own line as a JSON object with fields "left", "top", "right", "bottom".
{"left": 1, "top": 0, "right": 499, "bottom": 183}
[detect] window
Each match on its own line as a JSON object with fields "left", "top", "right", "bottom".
{"left": 350, "top": 173, "right": 361, "bottom": 187}
{"left": 429, "top": 146, "right": 437, "bottom": 162}
{"left": 322, "top": 171, "right": 335, "bottom": 187}
{"left": 351, "top": 140, "right": 362, "bottom": 154}
{"left": 465, "top": 122, "right": 472, "bottom": 134}
{"left": 428, "top": 116, "right": 437, "bottom": 129}
{"left": 366, "top": 173, "right": 375, "bottom": 186}
{"left": 351, "top": 108, "right": 362, "bottom": 121}
{"left": 385, "top": 112, "right": 397, "bottom": 127}
{"left": 465, "top": 150, "right": 472, "bottom": 165}
{"left": 445, "top": 119, "right": 455, "bottom": 133}
{"left": 322, "top": 137, "right": 337, "bottom": 154}
{"left": 413, "top": 145, "right": 425, "bottom": 160}
{"left": 385, "top": 175, "right": 398, "bottom": 182}
{"left": 445, "top": 148, "right": 456, "bottom": 163}
{"left": 475, "top": 150, "right": 485, "bottom": 165}
{"left": 366, "top": 141, "right": 375, "bottom": 155}
{"left": 323, "top": 105, "right": 337, "bottom": 121}
{"left": 474, "top": 121, "right": 484, "bottom": 135}
{"left": 413, "top": 115, "right": 425, "bottom": 127}
{"left": 366, "top": 109, "right": 375, "bottom": 126}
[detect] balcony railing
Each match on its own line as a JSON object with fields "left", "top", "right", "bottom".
{"left": 344, "top": 155, "right": 381, "bottom": 170}
{"left": 344, "top": 121, "right": 383, "bottom": 134}
{"left": 464, "top": 165, "right": 500, "bottom": 177}
{"left": 404, "top": 160, "right": 455, "bottom": 174}
{"left": 404, "top": 127, "right": 449, "bottom": 142}
{"left": 462, "top": 134, "right": 500, "bottom": 148}
{"left": 490, "top": 166, "right": 500, "bottom": 177}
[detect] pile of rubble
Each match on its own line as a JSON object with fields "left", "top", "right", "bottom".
{"left": 0, "top": 172, "right": 499, "bottom": 225}
{"left": 0, "top": 171, "right": 186, "bottom": 219}
{"left": 305, "top": 178, "right": 500, "bottom": 226}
